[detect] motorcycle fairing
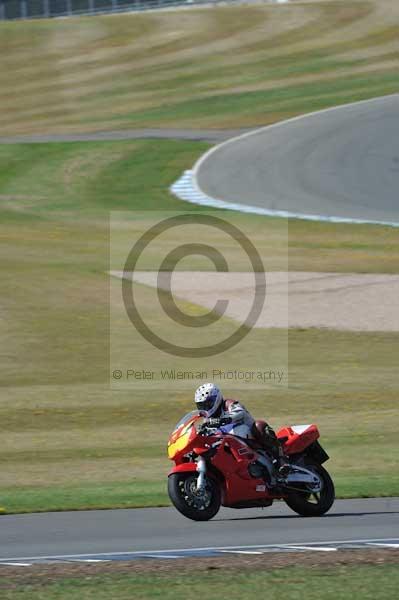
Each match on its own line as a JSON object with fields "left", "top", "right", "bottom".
{"left": 169, "top": 462, "right": 198, "bottom": 474}
{"left": 210, "top": 435, "right": 283, "bottom": 505}
{"left": 168, "top": 414, "right": 200, "bottom": 460}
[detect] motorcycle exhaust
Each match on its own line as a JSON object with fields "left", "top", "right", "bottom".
{"left": 285, "top": 466, "right": 321, "bottom": 492}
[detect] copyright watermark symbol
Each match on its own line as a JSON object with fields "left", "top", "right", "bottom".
{"left": 121, "top": 214, "right": 266, "bottom": 358}
{"left": 110, "top": 211, "right": 288, "bottom": 391}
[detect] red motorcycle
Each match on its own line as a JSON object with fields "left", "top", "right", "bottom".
{"left": 167, "top": 411, "right": 335, "bottom": 521}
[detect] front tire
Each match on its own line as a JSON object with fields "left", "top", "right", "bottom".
{"left": 168, "top": 472, "right": 221, "bottom": 521}
{"left": 284, "top": 462, "right": 335, "bottom": 517}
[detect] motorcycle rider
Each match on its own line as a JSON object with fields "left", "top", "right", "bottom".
{"left": 194, "top": 382, "right": 290, "bottom": 483}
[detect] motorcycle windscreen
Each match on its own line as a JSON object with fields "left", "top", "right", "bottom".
{"left": 170, "top": 410, "right": 201, "bottom": 435}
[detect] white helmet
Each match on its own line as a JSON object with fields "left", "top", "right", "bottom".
{"left": 194, "top": 383, "right": 223, "bottom": 417}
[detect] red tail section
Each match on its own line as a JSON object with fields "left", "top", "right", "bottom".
{"left": 277, "top": 424, "right": 319, "bottom": 454}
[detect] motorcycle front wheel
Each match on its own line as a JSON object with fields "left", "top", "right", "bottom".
{"left": 168, "top": 472, "right": 221, "bottom": 521}
{"left": 284, "top": 462, "right": 335, "bottom": 517}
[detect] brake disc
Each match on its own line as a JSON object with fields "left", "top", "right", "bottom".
{"left": 184, "top": 476, "right": 212, "bottom": 509}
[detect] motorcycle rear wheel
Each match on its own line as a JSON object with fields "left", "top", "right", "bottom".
{"left": 284, "top": 462, "right": 335, "bottom": 517}
{"left": 168, "top": 472, "right": 221, "bottom": 521}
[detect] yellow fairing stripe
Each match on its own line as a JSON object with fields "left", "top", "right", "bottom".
{"left": 168, "top": 431, "right": 190, "bottom": 459}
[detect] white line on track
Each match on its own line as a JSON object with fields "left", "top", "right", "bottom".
{"left": 1, "top": 538, "right": 399, "bottom": 563}
{"left": 141, "top": 554, "right": 181, "bottom": 559}
{"left": 281, "top": 545, "right": 337, "bottom": 552}
{"left": 220, "top": 550, "right": 264, "bottom": 555}
{"left": 366, "top": 543, "right": 399, "bottom": 548}
{"left": 68, "top": 559, "right": 109, "bottom": 563}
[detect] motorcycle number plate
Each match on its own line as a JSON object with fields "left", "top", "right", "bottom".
{"left": 256, "top": 484, "right": 266, "bottom": 492}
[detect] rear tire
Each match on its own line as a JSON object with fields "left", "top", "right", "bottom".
{"left": 168, "top": 472, "right": 221, "bottom": 521}
{"left": 284, "top": 462, "right": 335, "bottom": 517}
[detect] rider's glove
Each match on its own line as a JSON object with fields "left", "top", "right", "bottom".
{"left": 206, "top": 418, "right": 220, "bottom": 427}
{"left": 206, "top": 417, "right": 232, "bottom": 427}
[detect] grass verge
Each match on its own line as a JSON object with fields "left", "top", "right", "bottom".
{"left": 1, "top": 563, "right": 399, "bottom": 599}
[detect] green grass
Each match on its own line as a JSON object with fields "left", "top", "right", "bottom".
{"left": 115, "top": 71, "right": 399, "bottom": 128}
{"left": 2, "top": 565, "right": 399, "bottom": 599}
{"left": 0, "top": 482, "right": 168, "bottom": 514}
{"left": 0, "top": 140, "right": 208, "bottom": 216}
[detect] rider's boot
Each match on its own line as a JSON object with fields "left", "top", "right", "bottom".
{"left": 273, "top": 446, "right": 291, "bottom": 482}
{"left": 249, "top": 454, "right": 276, "bottom": 487}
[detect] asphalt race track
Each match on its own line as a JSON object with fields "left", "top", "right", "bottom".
{"left": 196, "top": 94, "right": 399, "bottom": 224}
{"left": 1, "top": 497, "right": 399, "bottom": 564}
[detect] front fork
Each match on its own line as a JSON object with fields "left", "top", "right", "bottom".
{"left": 195, "top": 441, "right": 222, "bottom": 492}
{"left": 196, "top": 456, "right": 207, "bottom": 492}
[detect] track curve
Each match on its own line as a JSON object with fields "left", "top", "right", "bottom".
{"left": 195, "top": 95, "right": 399, "bottom": 225}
